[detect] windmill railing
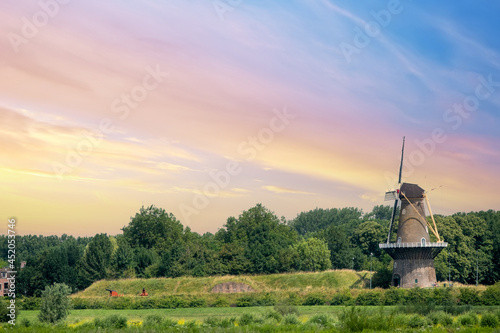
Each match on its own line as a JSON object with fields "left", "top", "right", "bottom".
{"left": 379, "top": 242, "right": 448, "bottom": 249}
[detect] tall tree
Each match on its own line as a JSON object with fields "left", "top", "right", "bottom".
{"left": 78, "top": 234, "right": 113, "bottom": 288}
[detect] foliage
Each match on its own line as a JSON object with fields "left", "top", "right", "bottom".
{"left": 38, "top": 283, "right": 71, "bottom": 323}
{"left": 0, "top": 298, "right": 14, "bottom": 323}
{"left": 481, "top": 282, "right": 500, "bottom": 305}
{"left": 302, "top": 292, "right": 326, "bottom": 305}
{"left": 480, "top": 312, "right": 499, "bottom": 327}
{"left": 4, "top": 205, "right": 500, "bottom": 298}
{"left": 94, "top": 314, "right": 128, "bottom": 329}
{"left": 289, "top": 237, "right": 331, "bottom": 271}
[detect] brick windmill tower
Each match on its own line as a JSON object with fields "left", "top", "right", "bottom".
{"left": 379, "top": 138, "right": 448, "bottom": 288}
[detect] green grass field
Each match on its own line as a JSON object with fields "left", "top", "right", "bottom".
{"left": 17, "top": 306, "right": 352, "bottom": 324}
{"left": 74, "top": 269, "right": 371, "bottom": 298}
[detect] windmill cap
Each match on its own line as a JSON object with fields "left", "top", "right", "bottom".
{"left": 400, "top": 183, "right": 425, "bottom": 198}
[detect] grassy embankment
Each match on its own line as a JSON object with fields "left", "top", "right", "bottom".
{"left": 74, "top": 269, "right": 370, "bottom": 299}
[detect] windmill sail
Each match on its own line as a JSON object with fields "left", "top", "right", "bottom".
{"left": 386, "top": 136, "right": 405, "bottom": 243}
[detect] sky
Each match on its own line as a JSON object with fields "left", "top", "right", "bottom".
{"left": 1, "top": 0, "right": 500, "bottom": 236}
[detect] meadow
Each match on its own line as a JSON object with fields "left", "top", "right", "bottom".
{"left": 6, "top": 305, "right": 500, "bottom": 332}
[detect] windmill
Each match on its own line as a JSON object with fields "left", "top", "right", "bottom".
{"left": 379, "top": 137, "right": 448, "bottom": 288}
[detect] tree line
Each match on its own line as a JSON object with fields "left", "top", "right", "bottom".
{"left": 1, "top": 204, "right": 499, "bottom": 296}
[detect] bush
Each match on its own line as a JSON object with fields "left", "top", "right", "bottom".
{"left": 338, "top": 306, "right": 370, "bottom": 332}
{"left": 331, "top": 291, "right": 352, "bottom": 305}
{"left": 480, "top": 312, "right": 499, "bottom": 328}
{"left": 407, "top": 314, "right": 429, "bottom": 328}
{"left": 239, "top": 313, "right": 257, "bottom": 326}
{"left": 308, "top": 314, "right": 330, "bottom": 326}
{"left": 382, "top": 287, "right": 405, "bottom": 305}
{"left": 143, "top": 314, "right": 163, "bottom": 327}
{"left": 20, "top": 297, "right": 40, "bottom": 310}
{"left": 274, "top": 302, "right": 299, "bottom": 316}
{"left": 427, "top": 311, "right": 453, "bottom": 326}
{"left": 265, "top": 310, "right": 282, "bottom": 322}
{"left": 405, "top": 287, "right": 430, "bottom": 305}
{"left": 458, "top": 287, "right": 481, "bottom": 305}
{"left": 188, "top": 297, "right": 206, "bottom": 308}
{"left": 432, "top": 287, "right": 454, "bottom": 306}
{"left": 283, "top": 314, "right": 300, "bottom": 325}
{"left": 236, "top": 295, "right": 254, "bottom": 307}
{"left": 212, "top": 296, "right": 229, "bottom": 307}
{"left": 0, "top": 298, "right": 15, "bottom": 323}
{"left": 38, "top": 283, "right": 71, "bottom": 323}
{"left": 303, "top": 292, "right": 326, "bottom": 305}
{"left": 255, "top": 292, "right": 277, "bottom": 306}
{"left": 482, "top": 283, "right": 500, "bottom": 305}
{"left": 355, "top": 290, "right": 382, "bottom": 306}
{"left": 457, "top": 312, "right": 479, "bottom": 326}
{"left": 94, "top": 314, "right": 128, "bottom": 329}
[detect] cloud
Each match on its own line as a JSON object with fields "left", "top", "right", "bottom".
{"left": 262, "top": 185, "right": 315, "bottom": 195}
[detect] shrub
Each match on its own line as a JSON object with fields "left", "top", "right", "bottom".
{"left": 94, "top": 314, "right": 128, "bottom": 329}
{"left": 265, "top": 310, "right": 282, "bottom": 323}
{"left": 143, "top": 314, "right": 163, "bottom": 327}
{"left": 0, "top": 298, "right": 14, "bottom": 323}
{"left": 283, "top": 314, "right": 300, "bottom": 325}
{"left": 482, "top": 283, "right": 500, "bottom": 305}
{"left": 457, "top": 312, "right": 479, "bottom": 326}
{"left": 458, "top": 287, "right": 481, "bottom": 305}
{"left": 382, "top": 287, "right": 405, "bottom": 305}
{"left": 308, "top": 314, "right": 330, "bottom": 326}
{"left": 427, "top": 311, "right": 453, "bottom": 326}
{"left": 256, "top": 292, "right": 277, "bottom": 306}
{"left": 393, "top": 313, "right": 412, "bottom": 328}
{"left": 331, "top": 291, "right": 352, "bottom": 305}
{"left": 480, "top": 312, "right": 499, "bottom": 328}
{"left": 303, "top": 292, "right": 326, "bottom": 306}
{"left": 338, "top": 306, "right": 368, "bottom": 332}
{"left": 355, "top": 290, "right": 382, "bottom": 306}
{"left": 239, "top": 313, "right": 257, "bottom": 326}
{"left": 20, "top": 297, "right": 40, "bottom": 310}
{"left": 274, "top": 302, "right": 299, "bottom": 316}
{"left": 236, "top": 295, "right": 255, "bottom": 307}
{"left": 432, "top": 287, "right": 454, "bottom": 306}
{"left": 212, "top": 296, "right": 229, "bottom": 307}
{"left": 38, "top": 283, "right": 71, "bottom": 324}
{"left": 405, "top": 287, "right": 430, "bottom": 305}
{"left": 407, "top": 314, "right": 430, "bottom": 328}
{"left": 188, "top": 297, "right": 206, "bottom": 308}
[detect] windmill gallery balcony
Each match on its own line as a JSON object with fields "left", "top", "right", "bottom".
{"left": 379, "top": 242, "right": 448, "bottom": 260}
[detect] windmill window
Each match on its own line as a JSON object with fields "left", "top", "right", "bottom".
{"left": 397, "top": 237, "right": 402, "bottom": 244}
{"left": 421, "top": 238, "right": 426, "bottom": 246}
{"left": 402, "top": 209, "right": 406, "bottom": 215}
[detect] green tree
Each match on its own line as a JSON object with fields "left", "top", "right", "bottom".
{"left": 290, "top": 237, "right": 331, "bottom": 271}
{"left": 78, "top": 234, "right": 113, "bottom": 288}
{"left": 222, "top": 204, "right": 299, "bottom": 274}
{"left": 38, "top": 283, "right": 71, "bottom": 323}
{"left": 122, "top": 205, "right": 184, "bottom": 254}
{"left": 289, "top": 207, "right": 363, "bottom": 235}
{"left": 323, "top": 225, "right": 354, "bottom": 269}
{"left": 352, "top": 221, "right": 386, "bottom": 257}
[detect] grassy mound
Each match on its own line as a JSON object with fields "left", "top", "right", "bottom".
{"left": 74, "top": 269, "right": 369, "bottom": 298}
